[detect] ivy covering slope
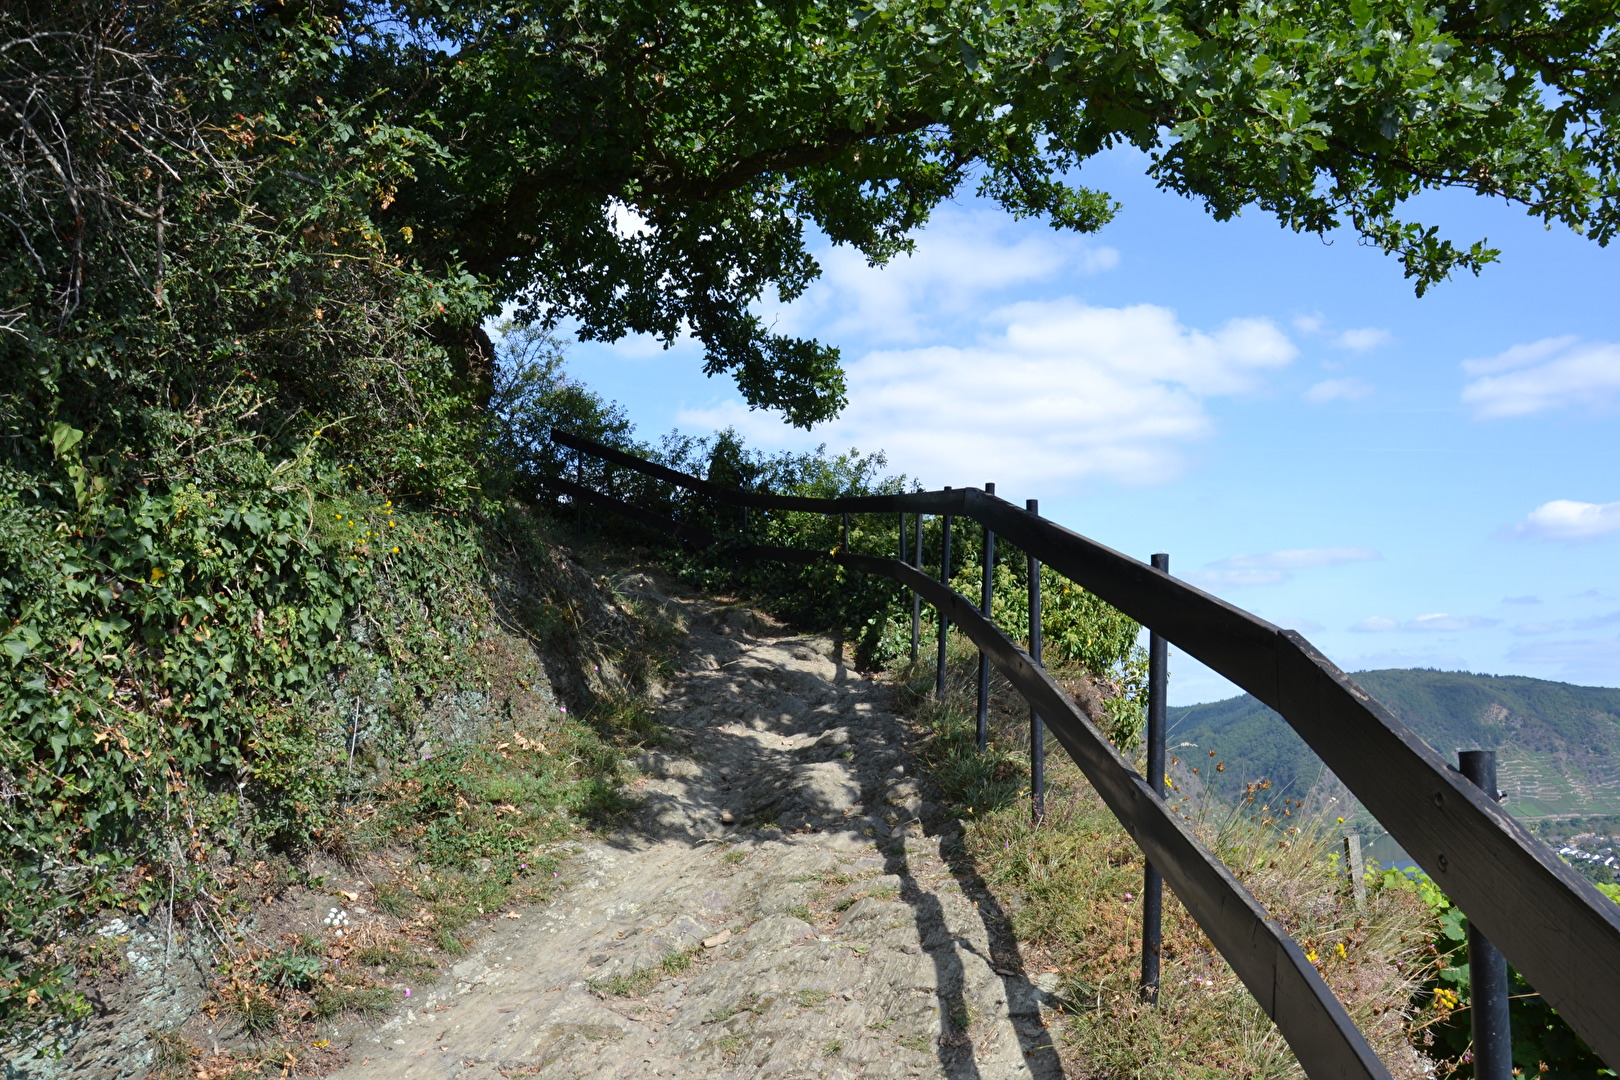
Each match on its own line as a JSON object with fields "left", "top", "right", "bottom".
{"left": 0, "top": 2, "right": 496, "bottom": 1034}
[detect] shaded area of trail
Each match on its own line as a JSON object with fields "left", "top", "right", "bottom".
{"left": 331, "top": 582, "right": 1067, "bottom": 1079}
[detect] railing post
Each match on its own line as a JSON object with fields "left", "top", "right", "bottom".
{"left": 1343, "top": 833, "right": 1367, "bottom": 910}
{"left": 910, "top": 513, "right": 923, "bottom": 666}
{"left": 977, "top": 483, "right": 996, "bottom": 753}
{"left": 574, "top": 447, "right": 584, "bottom": 534}
{"left": 841, "top": 512, "right": 850, "bottom": 550}
{"left": 936, "top": 489, "right": 953, "bottom": 700}
{"left": 1459, "top": 749, "right": 1512, "bottom": 1080}
{"left": 1142, "top": 551, "right": 1169, "bottom": 1004}
{"left": 1027, "top": 498, "right": 1044, "bottom": 823}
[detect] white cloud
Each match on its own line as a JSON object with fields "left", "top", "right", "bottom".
{"left": 1335, "top": 328, "right": 1394, "bottom": 351}
{"left": 1352, "top": 613, "right": 1500, "bottom": 633}
{"left": 1461, "top": 336, "right": 1620, "bottom": 418}
{"left": 761, "top": 207, "right": 1119, "bottom": 348}
{"left": 1353, "top": 616, "right": 1400, "bottom": 633}
{"left": 1292, "top": 313, "right": 1326, "bottom": 335}
{"left": 1191, "top": 546, "right": 1381, "bottom": 587}
{"left": 1512, "top": 499, "right": 1620, "bottom": 542}
{"left": 1304, "top": 378, "right": 1374, "bottom": 404}
{"left": 680, "top": 298, "right": 1295, "bottom": 490}
{"left": 1461, "top": 335, "right": 1579, "bottom": 376}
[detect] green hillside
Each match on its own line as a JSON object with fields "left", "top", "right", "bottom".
{"left": 1166, "top": 670, "right": 1620, "bottom": 821}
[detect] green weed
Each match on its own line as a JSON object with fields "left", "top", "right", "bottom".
{"left": 352, "top": 943, "right": 436, "bottom": 979}
{"left": 703, "top": 992, "right": 762, "bottom": 1024}
{"left": 371, "top": 882, "right": 413, "bottom": 918}
{"left": 310, "top": 983, "right": 398, "bottom": 1020}
{"left": 588, "top": 946, "right": 704, "bottom": 998}
{"left": 254, "top": 949, "right": 323, "bottom": 991}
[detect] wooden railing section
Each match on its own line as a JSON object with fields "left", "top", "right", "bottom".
{"left": 547, "top": 428, "right": 1620, "bottom": 1080}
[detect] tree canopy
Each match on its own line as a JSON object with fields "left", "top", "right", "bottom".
{"left": 6, "top": 0, "right": 1618, "bottom": 432}
{"left": 373, "top": 0, "right": 1618, "bottom": 424}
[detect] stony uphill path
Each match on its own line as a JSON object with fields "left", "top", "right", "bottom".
{"left": 333, "top": 587, "right": 1067, "bottom": 1080}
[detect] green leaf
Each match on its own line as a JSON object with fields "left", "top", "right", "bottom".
{"left": 49, "top": 423, "right": 84, "bottom": 460}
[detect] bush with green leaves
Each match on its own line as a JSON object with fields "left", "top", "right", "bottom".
{"left": 0, "top": 2, "right": 494, "bottom": 1038}
{"left": 1388, "top": 868, "right": 1620, "bottom": 1078}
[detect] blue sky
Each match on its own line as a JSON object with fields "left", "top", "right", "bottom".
{"left": 553, "top": 146, "right": 1620, "bottom": 705}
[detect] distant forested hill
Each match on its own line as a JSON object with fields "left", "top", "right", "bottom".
{"left": 1167, "top": 670, "right": 1620, "bottom": 821}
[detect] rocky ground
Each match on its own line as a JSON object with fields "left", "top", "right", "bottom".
{"left": 328, "top": 588, "right": 1068, "bottom": 1080}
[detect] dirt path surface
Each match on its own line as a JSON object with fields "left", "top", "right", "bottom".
{"left": 329, "top": 588, "right": 1067, "bottom": 1080}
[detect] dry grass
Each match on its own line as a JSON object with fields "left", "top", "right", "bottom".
{"left": 897, "top": 633, "right": 1440, "bottom": 1079}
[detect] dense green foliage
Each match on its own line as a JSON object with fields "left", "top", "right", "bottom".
{"left": 0, "top": 0, "right": 494, "bottom": 1036}
{"left": 1391, "top": 868, "right": 1620, "bottom": 1078}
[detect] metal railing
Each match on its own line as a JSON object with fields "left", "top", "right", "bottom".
{"left": 546, "top": 428, "right": 1620, "bottom": 1080}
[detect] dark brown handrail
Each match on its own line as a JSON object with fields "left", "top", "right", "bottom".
{"left": 546, "top": 429, "right": 1620, "bottom": 1073}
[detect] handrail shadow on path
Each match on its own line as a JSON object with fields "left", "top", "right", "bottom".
{"left": 596, "top": 581, "right": 1066, "bottom": 1078}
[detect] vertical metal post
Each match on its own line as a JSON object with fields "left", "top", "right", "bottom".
{"left": 1027, "top": 498, "right": 1044, "bottom": 823}
{"left": 573, "top": 447, "right": 584, "bottom": 533}
{"left": 936, "top": 489, "right": 953, "bottom": 700}
{"left": 841, "top": 512, "right": 850, "bottom": 550}
{"left": 1459, "top": 749, "right": 1512, "bottom": 1080}
{"left": 1343, "top": 833, "right": 1366, "bottom": 909}
{"left": 977, "top": 483, "right": 996, "bottom": 753}
{"left": 1141, "top": 551, "right": 1169, "bottom": 1004}
{"left": 910, "top": 513, "right": 922, "bottom": 666}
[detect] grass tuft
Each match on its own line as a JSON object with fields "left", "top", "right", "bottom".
{"left": 588, "top": 946, "right": 705, "bottom": 998}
